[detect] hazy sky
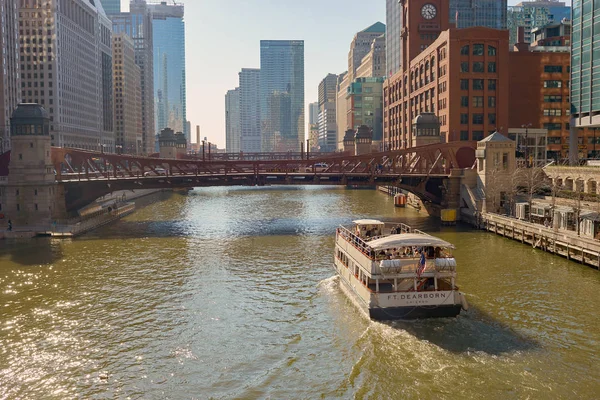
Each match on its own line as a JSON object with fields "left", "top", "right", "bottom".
{"left": 122, "top": 0, "right": 572, "bottom": 148}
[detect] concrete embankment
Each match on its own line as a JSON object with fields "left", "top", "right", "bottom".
{"left": 477, "top": 212, "right": 600, "bottom": 270}
{"left": 0, "top": 189, "right": 165, "bottom": 240}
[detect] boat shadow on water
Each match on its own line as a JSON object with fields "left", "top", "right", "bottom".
{"left": 383, "top": 305, "right": 539, "bottom": 355}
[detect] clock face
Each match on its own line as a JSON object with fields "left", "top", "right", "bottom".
{"left": 421, "top": 3, "right": 437, "bottom": 20}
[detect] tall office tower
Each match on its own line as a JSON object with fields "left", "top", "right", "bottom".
{"left": 356, "top": 34, "right": 386, "bottom": 78}
{"left": 239, "top": 68, "right": 261, "bottom": 153}
{"left": 449, "top": 0, "right": 508, "bottom": 29}
{"left": 347, "top": 22, "right": 386, "bottom": 81}
{"left": 260, "top": 40, "right": 305, "bottom": 152}
{"left": 113, "top": 33, "right": 142, "bottom": 154}
{"left": 112, "top": 0, "right": 155, "bottom": 154}
{"left": 318, "top": 73, "right": 338, "bottom": 152}
{"left": 99, "top": 0, "right": 121, "bottom": 15}
{"left": 148, "top": 1, "right": 187, "bottom": 143}
{"left": 386, "top": 0, "right": 402, "bottom": 77}
{"left": 308, "top": 102, "right": 319, "bottom": 125}
{"left": 507, "top": 1, "right": 570, "bottom": 47}
{"left": 336, "top": 72, "right": 349, "bottom": 150}
{"left": 225, "top": 88, "right": 241, "bottom": 153}
{"left": 0, "top": 0, "right": 20, "bottom": 152}
{"left": 571, "top": 0, "right": 600, "bottom": 162}
{"left": 19, "top": 0, "right": 114, "bottom": 151}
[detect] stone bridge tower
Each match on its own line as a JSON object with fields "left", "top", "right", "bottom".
{"left": 2, "top": 104, "right": 65, "bottom": 229}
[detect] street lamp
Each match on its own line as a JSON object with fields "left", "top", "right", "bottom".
{"left": 521, "top": 123, "right": 532, "bottom": 167}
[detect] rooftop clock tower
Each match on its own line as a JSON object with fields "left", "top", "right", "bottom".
{"left": 400, "top": 0, "right": 450, "bottom": 67}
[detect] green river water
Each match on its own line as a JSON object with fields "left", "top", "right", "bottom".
{"left": 0, "top": 186, "right": 599, "bottom": 399}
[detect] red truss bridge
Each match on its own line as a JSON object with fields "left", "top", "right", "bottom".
{"left": 47, "top": 141, "right": 476, "bottom": 212}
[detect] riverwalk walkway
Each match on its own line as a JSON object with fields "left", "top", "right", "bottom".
{"left": 479, "top": 212, "right": 600, "bottom": 270}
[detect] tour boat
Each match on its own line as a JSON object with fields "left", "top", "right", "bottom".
{"left": 334, "top": 220, "right": 468, "bottom": 320}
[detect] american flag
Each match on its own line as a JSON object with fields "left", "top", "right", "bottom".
{"left": 417, "top": 252, "right": 426, "bottom": 277}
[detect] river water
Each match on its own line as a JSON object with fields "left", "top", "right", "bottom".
{"left": 1, "top": 186, "right": 599, "bottom": 399}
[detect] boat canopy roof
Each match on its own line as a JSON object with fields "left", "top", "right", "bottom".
{"left": 353, "top": 219, "right": 385, "bottom": 226}
{"left": 367, "top": 233, "right": 455, "bottom": 250}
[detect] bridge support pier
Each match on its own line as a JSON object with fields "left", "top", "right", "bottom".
{"left": 0, "top": 104, "right": 68, "bottom": 232}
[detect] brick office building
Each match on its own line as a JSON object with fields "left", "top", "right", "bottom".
{"left": 383, "top": 0, "right": 509, "bottom": 150}
{"left": 509, "top": 21, "right": 596, "bottom": 161}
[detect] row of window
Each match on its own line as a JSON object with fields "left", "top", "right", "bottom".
{"left": 460, "top": 44, "right": 497, "bottom": 56}
{"left": 460, "top": 113, "right": 496, "bottom": 125}
{"left": 460, "top": 96, "right": 496, "bottom": 108}
{"left": 460, "top": 62, "right": 497, "bottom": 73}
{"left": 460, "top": 79, "right": 497, "bottom": 91}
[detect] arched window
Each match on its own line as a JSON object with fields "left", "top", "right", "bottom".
{"left": 488, "top": 45, "right": 497, "bottom": 56}
{"left": 460, "top": 45, "right": 469, "bottom": 55}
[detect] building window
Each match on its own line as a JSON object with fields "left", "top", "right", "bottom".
{"left": 488, "top": 96, "right": 496, "bottom": 107}
{"left": 35, "top": 204, "right": 38, "bottom": 211}
{"left": 544, "top": 80, "right": 562, "bottom": 88}
{"left": 488, "top": 62, "right": 496, "bottom": 73}
{"left": 460, "top": 62, "right": 469, "bottom": 72}
{"left": 17, "top": 204, "right": 20, "bottom": 212}
{"left": 461, "top": 96, "right": 469, "bottom": 107}
{"left": 488, "top": 79, "right": 496, "bottom": 91}
{"left": 544, "top": 123, "right": 562, "bottom": 131}
{"left": 473, "top": 131, "right": 484, "bottom": 141}
{"left": 544, "top": 65, "right": 563, "bottom": 73}
{"left": 473, "top": 96, "right": 484, "bottom": 107}
{"left": 543, "top": 109, "right": 562, "bottom": 116}
{"left": 460, "top": 131, "right": 469, "bottom": 141}
{"left": 19, "top": 154, "right": 23, "bottom": 160}
{"left": 460, "top": 79, "right": 469, "bottom": 90}
{"left": 548, "top": 136, "right": 562, "bottom": 144}
{"left": 460, "top": 113, "right": 469, "bottom": 124}
{"left": 488, "top": 46, "right": 497, "bottom": 56}
{"left": 460, "top": 45, "right": 469, "bottom": 55}
{"left": 473, "top": 44, "right": 484, "bottom": 56}
{"left": 489, "top": 113, "right": 496, "bottom": 124}
{"left": 34, "top": 189, "right": 38, "bottom": 196}
{"left": 473, "top": 62, "right": 484, "bottom": 73}
{"left": 544, "top": 95, "right": 562, "bottom": 103}
{"left": 473, "top": 114, "right": 484, "bottom": 124}
{"left": 473, "top": 79, "right": 484, "bottom": 90}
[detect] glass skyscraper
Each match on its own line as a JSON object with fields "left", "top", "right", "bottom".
{"left": 260, "top": 40, "right": 304, "bottom": 152}
{"left": 385, "top": 0, "right": 402, "bottom": 77}
{"left": 572, "top": 0, "right": 600, "bottom": 129}
{"left": 99, "top": 0, "right": 120, "bottom": 15}
{"left": 450, "top": 0, "right": 507, "bottom": 29}
{"left": 149, "top": 2, "right": 187, "bottom": 143}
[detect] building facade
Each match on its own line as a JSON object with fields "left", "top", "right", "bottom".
{"left": 308, "top": 102, "right": 318, "bottom": 125}
{"left": 318, "top": 73, "right": 338, "bottom": 152}
{"left": 260, "top": 40, "right": 304, "bottom": 152}
{"left": 450, "top": 0, "right": 508, "bottom": 30}
{"left": 386, "top": 0, "right": 403, "bottom": 78}
{"left": 112, "top": 0, "right": 155, "bottom": 154}
{"left": 239, "top": 68, "right": 261, "bottom": 153}
{"left": 347, "top": 77, "right": 385, "bottom": 148}
{"left": 0, "top": 0, "right": 20, "bottom": 152}
{"left": 347, "top": 22, "right": 386, "bottom": 82}
{"left": 507, "top": 1, "right": 570, "bottom": 47}
{"left": 384, "top": 1, "right": 509, "bottom": 150}
{"left": 149, "top": 1, "right": 187, "bottom": 143}
{"left": 336, "top": 72, "right": 350, "bottom": 150}
{"left": 99, "top": 0, "right": 120, "bottom": 15}
{"left": 113, "top": 33, "right": 142, "bottom": 154}
{"left": 225, "top": 88, "right": 241, "bottom": 153}
{"left": 571, "top": 0, "right": 600, "bottom": 134}
{"left": 19, "top": 0, "right": 114, "bottom": 151}
{"left": 356, "top": 34, "right": 387, "bottom": 79}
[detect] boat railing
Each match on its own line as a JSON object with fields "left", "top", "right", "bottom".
{"left": 375, "top": 257, "right": 457, "bottom": 276}
{"left": 337, "top": 226, "right": 374, "bottom": 258}
{"left": 397, "top": 222, "right": 431, "bottom": 237}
